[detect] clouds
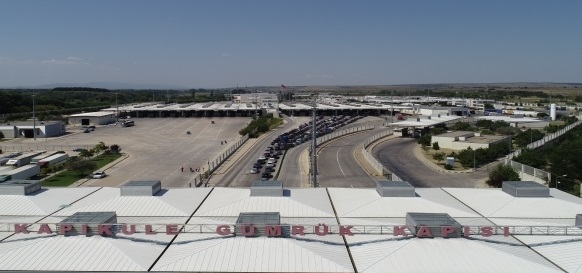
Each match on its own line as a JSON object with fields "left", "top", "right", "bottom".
{"left": 41, "top": 56, "right": 87, "bottom": 65}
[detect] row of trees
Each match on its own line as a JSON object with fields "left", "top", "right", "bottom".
{"left": 64, "top": 142, "right": 121, "bottom": 176}
{"left": 238, "top": 114, "right": 283, "bottom": 137}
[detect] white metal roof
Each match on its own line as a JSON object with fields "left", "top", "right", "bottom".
{"left": 69, "top": 111, "right": 115, "bottom": 117}
{"left": 49, "top": 187, "right": 212, "bottom": 219}
{"left": 388, "top": 115, "right": 462, "bottom": 127}
{"left": 475, "top": 116, "right": 544, "bottom": 123}
{"left": 328, "top": 188, "right": 481, "bottom": 219}
{"left": 0, "top": 187, "right": 99, "bottom": 222}
{"left": 152, "top": 234, "right": 353, "bottom": 272}
{"left": 443, "top": 188, "right": 582, "bottom": 220}
{"left": 516, "top": 235, "right": 582, "bottom": 273}
{"left": 346, "top": 235, "right": 562, "bottom": 273}
{"left": 194, "top": 187, "right": 336, "bottom": 218}
{"left": 0, "top": 232, "right": 173, "bottom": 271}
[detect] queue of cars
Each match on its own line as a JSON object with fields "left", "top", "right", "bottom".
{"left": 250, "top": 115, "right": 364, "bottom": 181}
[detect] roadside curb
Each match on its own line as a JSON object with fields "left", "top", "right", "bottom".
{"left": 72, "top": 152, "right": 130, "bottom": 187}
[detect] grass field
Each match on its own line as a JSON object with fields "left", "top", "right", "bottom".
{"left": 42, "top": 153, "right": 122, "bottom": 187}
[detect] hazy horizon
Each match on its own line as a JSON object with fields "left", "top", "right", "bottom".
{"left": 1, "top": 1, "right": 581, "bottom": 88}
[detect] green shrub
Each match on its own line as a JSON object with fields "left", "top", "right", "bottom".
{"left": 432, "top": 142, "right": 440, "bottom": 150}
{"left": 487, "top": 164, "right": 520, "bottom": 187}
{"left": 444, "top": 164, "right": 454, "bottom": 170}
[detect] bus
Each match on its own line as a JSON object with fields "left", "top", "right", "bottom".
{"left": 121, "top": 120, "right": 135, "bottom": 127}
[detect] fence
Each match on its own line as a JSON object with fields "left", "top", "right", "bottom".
{"left": 190, "top": 132, "right": 251, "bottom": 187}
{"left": 360, "top": 129, "right": 402, "bottom": 181}
{"left": 508, "top": 120, "right": 582, "bottom": 159}
{"left": 315, "top": 124, "right": 375, "bottom": 146}
{"left": 504, "top": 120, "right": 582, "bottom": 186}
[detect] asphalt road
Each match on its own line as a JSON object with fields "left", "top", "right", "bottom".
{"left": 214, "top": 115, "right": 310, "bottom": 187}
{"left": 372, "top": 137, "right": 489, "bottom": 188}
{"left": 316, "top": 128, "right": 386, "bottom": 188}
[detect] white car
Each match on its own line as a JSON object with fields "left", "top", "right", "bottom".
{"left": 266, "top": 162, "right": 275, "bottom": 168}
{"left": 92, "top": 171, "right": 106, "bottom": 179}
{"left": 267, "top": 158, "right": 277, "bottom": 163}
{"left": 250, "top": 168, "right": 259, "bottom": 174}
{"left": 259, "top": 155, "right": 267, "bottom": 161}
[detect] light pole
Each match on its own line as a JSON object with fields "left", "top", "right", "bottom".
{"left": 555, "top": 174, "right": 567, "bottom": 189}
{"left": 115, "top": 93, "right": 119, "bottom": 122}
{"left": 473, "top": 149, "right": 476, "bottom": 171}
{"left": 32, "top": 94, "right": 36, "bottom": 141}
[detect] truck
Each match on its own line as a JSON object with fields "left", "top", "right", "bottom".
{"left": 37, "top": 153, "right": 69, "bottom": 168}
{"left": 30, "top": 151, "right": 64, "bottom": 165}
{"left": 5, "top": 151, "right": 45, "bottom": 168}
{"left": 0, "top": 164, "right": 40, "bottom": 182}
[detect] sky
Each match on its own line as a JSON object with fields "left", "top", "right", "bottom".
{"left": 0, "top": 0, "right": 581, "bottom": 88}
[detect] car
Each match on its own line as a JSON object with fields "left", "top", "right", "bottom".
{"left": 276, "top": 150, "right": 283, "bottom": 155}
{"left": 264, "top": 166, "right": 274, "bottom": 172}
{"left": 262, "top": 172, "right": 272, "bottom": 178}
{"left": 92, "top": 171, "right": 106, "bottom": 179}
{"left": 260, "top": 177, "right": 270, "bottom": 181}
{"left": 253, "top": 163, "right": 262, "bottom": 168}
{"left": 83, "top": 129, "right": 91, "bottom": 133}
{"left": 266, "top": 162, "right": 275, "bottom": 168}
{"left": 268, "top": 158, "right": 277, "bottom": 163}
{"left": 73, "top": 148, "right": 87, "bottom": 152}
{"left": 258, "top": 155, "right": 267, "bottom": 161}
{"left": 250, "top": 168, "right": 259, "bottom": 174}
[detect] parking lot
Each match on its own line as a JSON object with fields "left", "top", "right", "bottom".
{"left": 2, "top": 117, "right": 250, "bottom": 188}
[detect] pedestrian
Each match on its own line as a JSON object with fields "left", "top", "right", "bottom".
{"left": 224, "top": 140, "right": 227, "bottom": 144}
{"left": 190, "top": 167, "right": 193, "bottom": 172}
{"left": 181, "top": 166, "right": 184, "bottom": 172}
{"left": 221, "top": 141, "right": 223, "bottom": 145}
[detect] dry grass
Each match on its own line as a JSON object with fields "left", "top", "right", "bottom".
{"left": 420, "top": 147, "right": 472, "bottom": 171}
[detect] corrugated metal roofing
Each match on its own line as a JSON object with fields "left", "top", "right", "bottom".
{"left": 195, "top": 188, "right": 335, "bottom": 217}
{"left": 443, "top": 188, "right": 582, "bottom": 219}
{"left": 516, "top": 235, "right": 582, "bottom": 273}
{"left": 0, "top": 232, "right": 173, "bottom": 271}
{"left": 329, "top": 188, "right": 480, "bottom": 218}
{"left": 0, "top": 187, "right": 99, "bottom": 218}
{"left": 51, "top": 187, "right": 212, "bottom": 217}
{"left": 347, "top": 235, "right": 562, "bottom": 273}
{"left": 152, "top": 234, "right": 354, "bottom": 272}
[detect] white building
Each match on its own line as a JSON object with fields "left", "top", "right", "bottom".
{"left": 0, "top": 120, "right": 66, "bottom": 139}
{"left": 432, "top": 131, "right": 510, "bottom": 150}
{"left": 232, "top": 93, "right": 278, "bottom": 105}
{"left": 68, "top": 111, "right": 116, "bottom": 126}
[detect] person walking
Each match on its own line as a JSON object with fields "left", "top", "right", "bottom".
{"left": 181, "top": 166, "right": 184, "bottom": 172}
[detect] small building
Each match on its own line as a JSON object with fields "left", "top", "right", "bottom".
{"left": 414, "top": 106, "right": 469, "bottom": 116}
{"left": 0, "top": 121, "right": 66, "bottom": 139}
{"left": 432, "top": 131, "right": 510, "bottom": 150}
{"left": 68, "top": 111, "right": 116, "bottom": 126}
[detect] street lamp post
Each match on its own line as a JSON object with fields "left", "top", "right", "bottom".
{"left": 473, "top": 149, "right": 476, "bottom": 171}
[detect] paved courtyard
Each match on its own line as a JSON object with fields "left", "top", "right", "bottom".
{"left": 1, "top": 117, "right": 250, "bottom": 188}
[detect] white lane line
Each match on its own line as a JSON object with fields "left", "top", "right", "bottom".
{"left": 336, "top": 146, "right": 346, "bottom": 178}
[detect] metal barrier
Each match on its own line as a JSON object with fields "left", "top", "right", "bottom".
{"left": 360, "top": 129, "right": 402, "bottom": 181}
{"left": 190, "top": 132, "right": 252, "bottom": 187}
{"left": 0, "top": 144, "right": 95, "bottom": 152}
{"left": 508, "top": 120, "right": 582, "bottom": 159}
{"left": 315, "top": 124, "right": 374, "bottom": 146}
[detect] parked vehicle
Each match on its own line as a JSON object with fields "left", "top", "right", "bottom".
{"left": 30, "top": 151, "right": 63, "bottom": 165}
{"left": 92, "top": 171, "right": 106, "bottom": 179}
{"left": 250, "top": 168, "right": 259, "bottom": 174}
{"left": 266, "top": 162, "right": 275, "bottom": 168}
{"left": 0, "top": 164, "right": 40, "bottom": 182}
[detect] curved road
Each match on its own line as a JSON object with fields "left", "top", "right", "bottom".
{"left": 372, "top": 137, "right": 488, "bottom": 188}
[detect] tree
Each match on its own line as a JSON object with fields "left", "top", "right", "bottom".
{"left": 451, "top": 121, "right": 471, "bottom": 131}
{"left": 65, "top": 157, "right": 97, "bottom": 176}
{"left": 487, "top": 164, "right": 520, "bottom": 188}
{"left": 110, "top": 144, "right": 121, "bottom": 153}
{"left": 94, "top": 141, "right": 108, "bottom": 154}
{"left": 484, "top": 103, "right": 495, "bottom": 110}
{"left": 432, "top": 152, "right": 445, "bottom": 163}
{"left": 418, "top": 134, "right": 432, "bottom": 147}
{"left": 78, "top": 149, "right": 95, "bottom": 159}
{"left": 432, "top": 142, "right": 440, "bottom": 150}
{"left": 0, "top": 131, "right": 4, "bottom": 139}
{"left": 476, "top": 119, "right": 493, "bottom": 129}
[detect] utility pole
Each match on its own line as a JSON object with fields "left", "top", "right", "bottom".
{"left": 309, "top": 95, "right": 318, "bottom": 188}
{"left": 115, "top": 93, "right": 119, "bottom": 122}
{"left": 32, "top": 93, "right": 36, "bottom": 141}
{"left": 391, "top": 90, "right": 394, "bottom": 123}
